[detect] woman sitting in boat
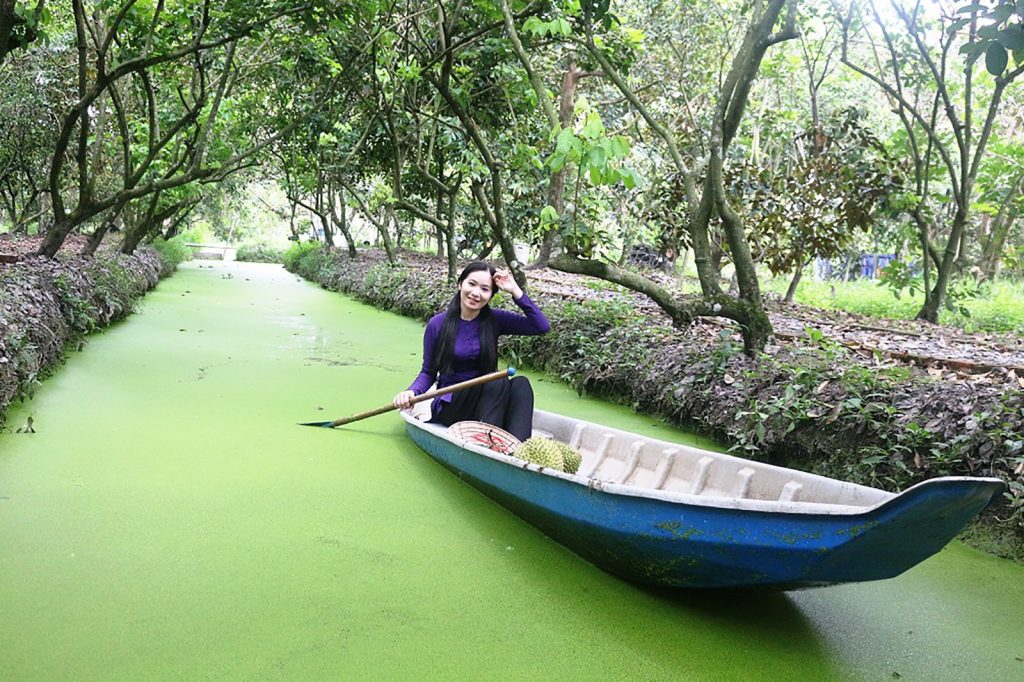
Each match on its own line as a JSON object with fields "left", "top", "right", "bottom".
{"left": 392, "top": 261, "right": 550, "bottom": 441}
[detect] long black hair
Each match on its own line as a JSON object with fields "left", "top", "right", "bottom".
{"left": 433, "top": 261, "right": 498, "bottom": 375}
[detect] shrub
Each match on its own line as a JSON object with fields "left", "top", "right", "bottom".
{"left": 149, "top": 237, "right": 191, "bottom": 270}
{"left": 282, "top": 242, "right": 323, "bottom": 272}
{"left": 236, "top": 242, "right": 284, "bottom": 263}
{"left": 295, "top": 248, "right": 330, "bottom": 282}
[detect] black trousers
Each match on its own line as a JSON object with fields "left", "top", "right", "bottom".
{"left": 432, "top": 376, "right": 535, "bottom": 442}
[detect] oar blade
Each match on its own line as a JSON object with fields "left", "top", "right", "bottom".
{"left": 298, "top": 420, "right": 337, "bottom": 428}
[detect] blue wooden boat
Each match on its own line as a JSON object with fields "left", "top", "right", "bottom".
{"left": 401, "top": 406, "right": 1006, "bottom": 589}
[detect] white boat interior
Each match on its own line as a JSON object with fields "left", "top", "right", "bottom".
{"left": 405, "top": 403, "right": 897, "bottom": 514}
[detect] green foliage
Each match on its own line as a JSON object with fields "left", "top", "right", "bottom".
{"left": 295, "top": 247, "right": 330, "bottom": 281}
{"left": 543, "top": 101, "right": 641, "bottom": 258}
{"left": 178, "top": 224, "right": 213, "bottom": 245}
{"left": 523, "top": 16, "right": 572, "bottom": 38}
{"left": 956, "top": 2, "right": 1024, "bottom": 76}
{"left": 235, "top": 242, "right": 284, "bottom": 263}
{"left": 51, "top": 272, "right": 97, "bottom": 335}
{"left": 149, "top": 237, "right": 192, "bottom": 269}
{"left": 879, "top": 265, "right": 991, "bottom": 320}
{"left": 538, "top": 297, "right": 648, "bottom": 395}
{"left": 944, "top": 274, "right": 990, "bottom": 318}
{"left": 740, "top": 109, "right": 904, "bottom": 276}
{"left": 282, "top": 242, "right": 323, "bottom": 272}
{"left": 878, "top": 260, "right": 921, "bottom": 300}
{"left": 1005, "top": 475, "right": 1024, "bottom": 533}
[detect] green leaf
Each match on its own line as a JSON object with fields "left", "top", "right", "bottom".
{"left": 979, "top": 24, "right": 1003, "bottom": 40}
{"left": 609, "top": 135, "right": 630, "bottom": 158}
{"left": 581, "top": 112, "right": 605, "bottom": 139}
{"left": 960, "top": 40, "right": 989, "bottom": 58}
{"left": 540, "top": 205, "right": 560, "bottom": 224}
{"left": 547, "top": 153, "right": 566, "bottom": 173}
{"left": 997, "top": 25, "right": 1024, "bottom": 51}
{"left": 947, "top": 17, "right": 971, "bottom": 34}
{"left": 990, "top": 5, "right": 1016, "bottom": 22}
{"left": 570, "top": 136, "right": 584, "bottom": 160}
{"left": 585, "top": 145, "right": 607, "bottom": 170}
{"left": 523, "top": 16, "right": 544, "bottom": 36}
{"left": 986, "top": 42, "right": 1009, "bottom": 75}
{"left": 554, "top": 128, "right": 575, "bottom": 155}
{"left": 956, "top": 3, "right": 987, "bottom": 15}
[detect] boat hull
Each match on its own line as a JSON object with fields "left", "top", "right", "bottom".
{"left": 405, "top": 420, "right": 1005, "bottom": 589}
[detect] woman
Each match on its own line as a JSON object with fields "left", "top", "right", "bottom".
{"left": 392, "top": 261, "right": 550, "bottom": 441}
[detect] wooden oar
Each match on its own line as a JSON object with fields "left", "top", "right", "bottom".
{"left": 300, "top": 367, "right": 517, "bottom": 428}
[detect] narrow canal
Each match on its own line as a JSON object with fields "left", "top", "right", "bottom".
{"left": 1, "top": 261, "right": 1022, "bottom": 680}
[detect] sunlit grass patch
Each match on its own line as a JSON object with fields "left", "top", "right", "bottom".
{"left": 765, "top": 275, "right": 1024, "bottom": 333}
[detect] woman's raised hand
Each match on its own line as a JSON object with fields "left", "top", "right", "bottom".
{"left": 493, "top": 268, "right": 523, "bottom": 299}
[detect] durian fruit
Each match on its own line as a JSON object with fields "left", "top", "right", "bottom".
{"left": 553, "top": 441, "right": 582, "bottom": 474}
{"left": 515, "top": 437, "right": 566, "bottom": 471}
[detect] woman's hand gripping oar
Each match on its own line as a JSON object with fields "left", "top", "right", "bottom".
{"left": 300, "top": 368, "right": 517, "bottom": 428}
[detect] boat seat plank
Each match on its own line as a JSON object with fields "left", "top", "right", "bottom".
{"left": 579, "top": 432, "right": 614, "bottom": 479}
{"left": 652, "top": 450, "right": 678, "bottom": 490}
{"left": 568, "top": 422, "right": 586, "bottom": 449}
{"left": 689, "top": 456, "right": 714, "bottom": 495}
{"left": 736, "top": 467, "right": 756, "bottom": 499}
{"left": 779, "top": 481, "right": 803, "bottom": 502}
{"left": 617, "top": 441, "right": 645, "bottom": 484}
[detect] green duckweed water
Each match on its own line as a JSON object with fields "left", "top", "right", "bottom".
{"left": 1, "top": 261, "right": 1022, "bottom": 681}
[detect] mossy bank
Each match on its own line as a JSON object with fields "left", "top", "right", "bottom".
{"left": 284, "top": 244, "right": 1024, "bottom": 561}
{"left": 0, "top": 243, "right": 180, "bottom": 426}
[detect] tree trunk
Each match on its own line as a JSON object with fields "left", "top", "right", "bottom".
{"left": 314, "top": 167, "right": 334, "bottom": 248}
{"left": 83, "top": 206, "right": 125, "bottom": 257}
{"left": 533, "top": 63, "right": 580, "bottom": 267}
{"left": 981, "top": 213, "right": 1017, "bottom": 281}
{"left": 435, "top": 186, "right": 445, "bottom": 258}
{"left": 119, "top": 224, "right": 147, "bottom": 255}
{"left": 427, "top": 70, "right": 526, "bottom": 288}
{"left": 37, "top": 219, "right": 70, "bottom": 257}
{"left": 785, "top": 259, "right": 809, "bottom": 303}
{"left": 329, "top": 185, "right": 357, "bottom": 257}
{"left": 980, "top": 175, "right": 1022, "bottom": 280}
{"left": 445, "top": 184, "right": 458, "bottom": 283}
{"left": 917, "top": 209, "right": 967, "bottom": 323}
